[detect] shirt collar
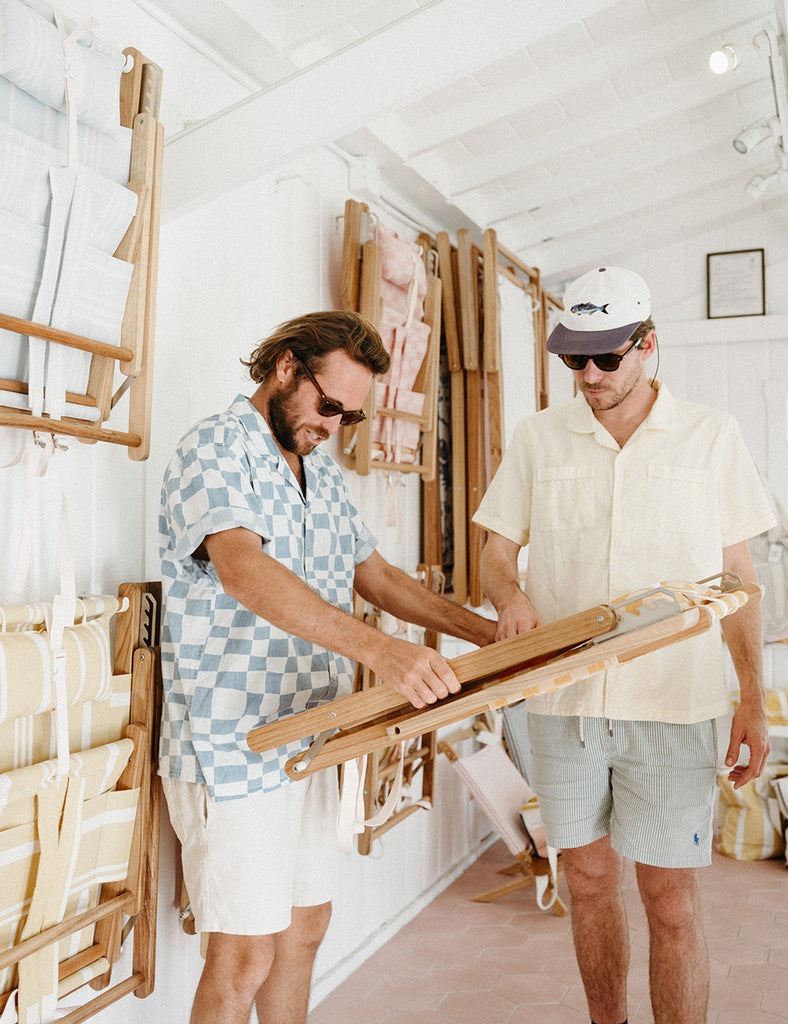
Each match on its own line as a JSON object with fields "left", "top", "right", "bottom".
{"left": 567, "top": 379, "right": 675, "bottom": 437}
{"left": 229, "top": 394, "right": 323, "bottom": 492}
{"left": 230, "top": 394, "right": 281, "bottom": 461}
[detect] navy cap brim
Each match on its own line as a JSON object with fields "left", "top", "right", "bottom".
{"left": 546, "top": 320, "right": 642, "bottom": 355}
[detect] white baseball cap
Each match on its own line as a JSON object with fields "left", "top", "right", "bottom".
{"left": 547, "top": 266, "right": 651, "bottom": 355}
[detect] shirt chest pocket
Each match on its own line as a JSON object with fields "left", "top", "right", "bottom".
{"left": 533, "top": 466, "right": 596, "bottom": 532}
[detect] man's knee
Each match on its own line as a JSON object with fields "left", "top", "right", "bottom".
{"left": 636, "top": 865, "right": 701, "bottom": 930}
{"left": 203, "top": 932, "right": 276, "bottom": 996}
{"left": 563, "top": 838, "right": 624, "bottom": 900}
{"left": 285, "top": 902, "right": 332, "bottom": 956}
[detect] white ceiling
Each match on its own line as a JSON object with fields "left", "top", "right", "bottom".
{"left": 67, "top": 0, "right": 788, "bottom": 286}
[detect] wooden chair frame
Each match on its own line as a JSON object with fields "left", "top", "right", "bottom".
{"left": 247, "top": 578, "right": 762, "bottom": 779}
{"left": 438, "top": 725, "right": 565, "bottom": 914}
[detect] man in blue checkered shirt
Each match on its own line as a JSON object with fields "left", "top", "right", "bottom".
{"left": 159, "top": 310, "right": 495, "bottom": 1024}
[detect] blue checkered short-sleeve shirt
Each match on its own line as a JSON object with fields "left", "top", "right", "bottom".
{"left": 158, "top": 394, "right": 377, "bottom": 800}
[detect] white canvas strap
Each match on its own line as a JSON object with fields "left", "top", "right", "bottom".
{"left": 337, "top": 744, "right": 413, "bottom": 853}
{"left": 41, "top": 12, "right": 90, "bottom": 422}
{"left": 534, "top": 845, "right": 560, "bottom": 911}
{"left": 3, "top": 434, "right": 57, "bottom": 604}
{"left": 2, "top": 432, "right": 76, "bottom": 777}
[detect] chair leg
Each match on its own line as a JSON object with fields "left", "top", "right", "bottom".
{"left": 472, "top": 862, "right": 536, "bottom": 903}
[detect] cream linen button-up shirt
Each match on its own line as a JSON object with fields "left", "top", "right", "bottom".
{"left": 473, "top": 384, "right": 775, "bottom": 724}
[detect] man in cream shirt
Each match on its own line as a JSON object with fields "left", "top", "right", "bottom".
{"left": 473, "top": 266, "right": 775, "bottom": 1024}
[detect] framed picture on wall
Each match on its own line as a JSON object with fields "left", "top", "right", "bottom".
{"left": 706, "top": 248, "right": 765, "bottom": 319}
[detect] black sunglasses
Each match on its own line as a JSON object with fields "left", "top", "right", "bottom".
{"left": 559, "top": 336, "right": 640, "bottom": 373}
{"left": 297, "top": 358, "right": 367, "bottom": 426}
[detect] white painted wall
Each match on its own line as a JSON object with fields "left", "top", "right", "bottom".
{"left": 3, "top": 119, "right": 788, "bottom": 1024}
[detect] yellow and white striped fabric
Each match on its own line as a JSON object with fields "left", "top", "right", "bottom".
{"left": 0, "top": 594, "right": 139, "bottom": 1023}
{"left": 615, "top": 578, "right": 759, "bottom": 623}
{"left": 717, "top": 765, "right": 788, "bottom": 862}
{"left": 0, "top": 597, "right": 127, "bottom": 774}
{"left": 0, "top": 742, "right": 138, "bottom": 1023}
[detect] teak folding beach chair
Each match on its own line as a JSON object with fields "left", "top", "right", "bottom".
{"left": 340, "top": 198, "right": 442, "bottom": 481}
{"left": 324, "top": 588, "right": 440, "bottom": 856}
{"left": 248, "top": 574, "right": 762, "bottom": 785}
{"left": 431, "top": 228, "right": 563, "bottom": 605}
{"left": 0, "top": 1, "right": 163, "bottom": 460}
{"left": 438, "top": 734, "right": 564, "bottom": 913}
{"left": 0, "top": 582, "right": 160, "bottom": 1023}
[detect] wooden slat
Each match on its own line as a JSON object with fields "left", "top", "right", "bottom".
{"left": 495, "top": 240, "right": 539, "bottom": 282}
{"left": 0, "top": 893, "right": 135, "bottom": 973}
{"left": 0, "top": 408, "right": 142, "bottom": 447}
{"left": 414, "top": 275, "right": 442, "bottom": 483}
{"left": 450, "top": 368, "right": 468, "bottom": 605}
{"left": 0, "top": 314, "right": 134, "bottom": 363}
{"left": 413, "top": 275, "right": 442, "bottom": 427}
{"left": 86, "top": 183, "right": 148, "bottom": 422}
{"left": 128, "top": 118, "right": 163, "bottom": 461}
{"left": 114, "top": 583, "right": 143, "bottom": 675}
{"left": 119, "top": 48, "right": 145, "bottom": 128}
{"left": 456, "top": 229, "right": 479, "bottom": 370}
{"left": 52, "top": 974, "right": 145, "bottom": 1024}
{"left": 344, "top": 237, "right": 380, "bottom": 475}
{"left": 465, "top": 367, "right": 485, "bottom": 608}
{"left": 340, "top": 198, "right": 365, "bottom": 312}
{"left": 120, "top": 113, "right": 157, "bottom": 380}
{"left": 436, "top": 232, "right": 462, "bottom": 372}
{"left": 139, "top": 59, "right": 163, "bottom": 119}
{"left": 421, "top": 472, "right": 442, "bottom": 569}
{"left": 482, "top": 229, "right": 500, "bottom": 373}
{"left": 486, "top": 369, "right": 504, "bottom": 480}
{"left": 0, "top": 378, "right": 98, "bottom": 408}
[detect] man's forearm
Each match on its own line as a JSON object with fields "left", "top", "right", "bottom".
{"left": 353, "top": 553, "right": 496, "bottom": 648}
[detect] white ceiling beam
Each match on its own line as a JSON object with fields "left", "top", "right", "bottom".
{"left": 162, "top": 0, "right": 618, "bottom": 216}
{"left": 520, "top": 170, "right": 781, "bottom": 278}
{"left": 481, "top": 87, "right": 775, "bottom": 225}
{"left": 433, "top": 55, "right": 769, "bottom": 197}
{"left": 386, "top": 0, "right": 771, "bottom": 159}
{"left": 132, "top": 0, "right": 293, "bottom": 88}
{"left": 501, "top": 140, "right": 745, "bottom": 250}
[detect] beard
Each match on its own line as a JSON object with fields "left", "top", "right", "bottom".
{"left": 267, "top": 379, "right": 328, "bottom": 456}
{"left": 579, "top": 363, "right": 641, "bottom": 411}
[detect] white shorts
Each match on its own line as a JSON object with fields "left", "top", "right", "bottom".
{"left": 162, "top": 770, "right": 340, "bottom": 935}
{"left": 526, "top": 714, "right": 720, "bottom": 868}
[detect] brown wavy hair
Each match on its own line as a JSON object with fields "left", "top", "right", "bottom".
{"left": 241, "top": 310, "right": 390, "bottom": 382}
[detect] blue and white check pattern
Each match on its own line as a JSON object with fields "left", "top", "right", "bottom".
{"left": 158, "top": 394, "right": 377, "bottom": 800}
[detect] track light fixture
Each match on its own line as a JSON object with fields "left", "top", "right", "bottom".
{"left": 709, "top": 29, "right": 772, "bottom": 75}
{"left": 711, "top": 23, "right": 788, "bottom": 198}
{"left": 733, "top": 116, "right": 781, "bottom": 154}
{"left": 745, "top": 169, "right": 780, "bottom": 198}
{"left": 709, "top": 43, "right": 740, "bottom": 74}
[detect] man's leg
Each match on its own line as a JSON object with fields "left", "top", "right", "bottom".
{"left": 254, "top": 902, "right": 332, "bottom": 1024}
{"left": 191, "top": 932, "right": 275, "bottom": 1024}
{"left": 562, "top": 835, "right": 629, "bottom": 1024}
{"left": 636, "top": 863, "right": 708, "bottom": 1024}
